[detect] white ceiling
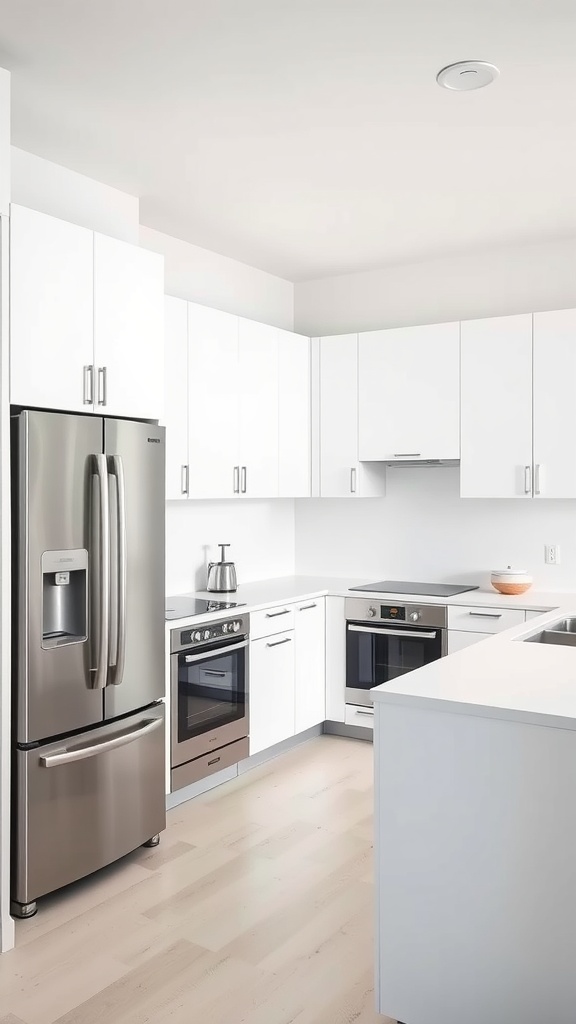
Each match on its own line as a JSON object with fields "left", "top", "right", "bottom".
{"left": 1, "top": 0, "right": 576, "bottom": 281}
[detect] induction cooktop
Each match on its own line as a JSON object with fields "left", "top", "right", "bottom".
{"left": 165, "top": 596, "right": 246, "bottom": 620}
{"left": 349, "top": 581, "right": 480, "bottom": 598}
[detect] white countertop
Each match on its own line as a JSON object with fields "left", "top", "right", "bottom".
{"left": 166, "top": 574, "right": 576, "bottom": 729}
{"left": 166, "top": 573, "right": 565, "bottom": 630}
{"left": 371, "top": 603, "right": 576, "bottom": 729}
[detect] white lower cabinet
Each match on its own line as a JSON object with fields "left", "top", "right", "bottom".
{"left": 294, "top": 599, "right": 326, "bottom": 732}
{"left": 447, "top": 630, "right": 492, "bottom": 655}
{"left": 249, "top": 597, "right": 327, "bottom": 756}
{"left": 249, "top": 630, "right": 295, "bottom": 756}
{"left": 325, "top": 597, "right": 346, "bottom": 723}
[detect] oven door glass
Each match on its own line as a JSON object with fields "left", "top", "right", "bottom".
{"left": 177, "top": 639, "right": 246, "bottom": 744}
{"left": 346, "top": 621, "right": 443, "bottom": 703}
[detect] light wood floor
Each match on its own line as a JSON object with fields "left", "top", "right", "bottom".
{"left": 0, "top": 735, "right": 391, "bottom": 1024}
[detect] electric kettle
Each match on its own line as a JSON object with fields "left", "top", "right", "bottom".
{"left": 206, "top": 544, "right": 238, "bottom": 593}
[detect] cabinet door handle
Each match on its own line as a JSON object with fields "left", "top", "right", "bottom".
{"left": 83, "top": 365, "right": 94, "bottom": 405}
{"left": 97, "top": 366, "right": 108, "bottom": 406}
{"left": 468, "top": 611, "right": 502, "bottom": 619}
{"left": 350, "top": 467, "right": 357, "bottom": 494}
{"left": 265, "top": 609, "right": 290, "bottom": 618}
{"left": 181, "top": 465, "right": 189, "bottom": 496}
{"left": 393, "top": 453, "right": 421, "bottom": 458}
{"left": 266, "top": 637, "right": 292, "bottom": 648}
{"left": 241, "top": 466, "right": 247, "bottom": 494}
{"left": 354, "top": 706, "right": 374, "bottom": 716}
{"left": 534, "top": 463, "right": 541, "bottom": 495}
{"left": 298, "top": 603, "right": 317, "bottom": 611}
{"left": 524, "top": 465, "right": 531, "bottom": 494}
{"left": 233, "top": 466, "right": 240, "bottom": 494}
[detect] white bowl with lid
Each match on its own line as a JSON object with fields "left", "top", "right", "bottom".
{"left": 490, "top": 566, "right": 533, "bottom": 595}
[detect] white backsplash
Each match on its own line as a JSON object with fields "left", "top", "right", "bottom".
{"left": 165, "top": 499, "right": 295, "bottom": 596}
{"left": 294, "top": 466, "right": 576, "bottom": 591}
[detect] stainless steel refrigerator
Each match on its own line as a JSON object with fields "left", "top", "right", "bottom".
{"left": 11, "top": 410, "right": 166, "bottom": 918}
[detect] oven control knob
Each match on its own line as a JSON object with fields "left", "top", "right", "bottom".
{"left": 233, "top": 621, "right": 240, "bottom": 632}
{"left": 409, "top": 611, "right": 421, "bottom": 622}
{"left": 193, "top": 630, "right": 202, "bottom": 642}
{"left": 366, "top": 607, "right": 377, "bottom": 618}
{"left": 203, "top": 629, "right": 211, "bottom": 640}
{"left": 222, "top": 623, "right": 228, "bottom": 634}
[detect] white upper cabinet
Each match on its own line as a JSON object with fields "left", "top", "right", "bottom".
{"left": 93, "top": 233, "right": 164, "bottom": 420}
{"left": 358, "top": 322, "right": 460, "bottom": 462}
{"left": 10, "top": 206, "right": 164, "bottom": 420}
{"left": 164, "top": 296, "right": 189, "bottom": 500}
{"left": 278, "top": 329, "right": 311, "bottom": 497}
{"left": 188, "top": 302, "right": 239, "bottom": 499}
{"left": 238, "top": 318, "right": 279, "bottom": 498}
{"left": 317, "top": 334, "right": 386, "bottom": 498}
{"left": 460, "top": 314, "right": 533, "bottom": 498}
{"left": 533, "top": 308, "right": 576, "bottom": 499}
{"left": 10, "top": 205, "right": 94, "bottom": 411}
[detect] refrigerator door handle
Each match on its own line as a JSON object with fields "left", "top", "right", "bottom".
{"left": 92, "top": 454, "right": 110, "bottom": 690}
{"left": 107, "top": 455, "right": 127, "bottom": 687}
{"left": 39, "top": 716, "right": 163, "bottom": 768}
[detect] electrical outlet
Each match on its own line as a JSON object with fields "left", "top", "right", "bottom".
{"left": 545, "top": 545, "right": 561, "bottom": 565}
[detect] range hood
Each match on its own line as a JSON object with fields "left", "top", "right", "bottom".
{"left": 382, "top": 457, "right": 460, "bottom": 468}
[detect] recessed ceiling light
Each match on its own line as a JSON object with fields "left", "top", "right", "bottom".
{"left": 436, "top": 61, "right": 499, "bottom": 91}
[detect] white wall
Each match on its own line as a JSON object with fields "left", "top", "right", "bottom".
{"left": 166, "top": 499, "right": 295, "bottom": 595}
{"left": 295, "top": 467, "right": 576, "bottom": 591}
{"left": 294, "top": 237, "right": 576, "bottom": 336}
{"left": 11, "top": 147, "right": 139, "bottom": 242}
{"left": 0, "top": 72, "right": 9, "bottom": 216}
{"left": 140, "top": 226, "right": 294, "bottom": 331}
{"left": 0, "top": 70, "right": 14, "bottom": 952}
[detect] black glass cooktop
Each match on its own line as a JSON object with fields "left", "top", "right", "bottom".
{"left": 165, "top": 596, "right": 245, "bottom": 620}
{"left": 350, "top": 581, "right": 479, "bottom": 598}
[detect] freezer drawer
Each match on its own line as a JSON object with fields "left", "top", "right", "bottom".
{"left": 13, "top": 705, "right": 165, "bottom": 908}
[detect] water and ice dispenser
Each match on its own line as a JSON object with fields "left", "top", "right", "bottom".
{"left": 41, "top": 549, "right": 88, "bottom": 649}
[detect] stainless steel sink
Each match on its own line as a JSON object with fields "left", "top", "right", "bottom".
{"left": 525, "top": 618, "right": 576, "bottom": 646}
{"left": 549, "top": 618, "right": 576, "bottom": 633}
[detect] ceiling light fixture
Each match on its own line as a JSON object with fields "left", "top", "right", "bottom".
{"left": 436, "top": 60, "right": 499, "bottom": 91}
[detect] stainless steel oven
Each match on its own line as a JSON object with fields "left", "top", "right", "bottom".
{"left": 170, "top": 613, "right": 249, "bottom": 792}
{"left": 345, "top": 598, "right": 447, "bottom": 707}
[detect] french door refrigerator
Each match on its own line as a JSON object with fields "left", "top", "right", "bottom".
{"left": 11, "top": 410, "right": 166, "bottom": 918}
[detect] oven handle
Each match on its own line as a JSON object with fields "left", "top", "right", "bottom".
{"left": 347, "top": 624, "right": 438, "bottom": 640}
{"left": 183, "top": 639, "right": 248, "bottom": 663}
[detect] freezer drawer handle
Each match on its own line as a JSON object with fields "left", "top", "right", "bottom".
{"left": 39, "top": 717, "right": 163, "bottom": 768}
{"left": 107, "top": 455, "right": 127, "bottom": 687}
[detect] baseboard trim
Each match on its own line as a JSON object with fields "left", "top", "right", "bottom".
{"left": 323, "top": 720, "right": 373, "bottom": 742}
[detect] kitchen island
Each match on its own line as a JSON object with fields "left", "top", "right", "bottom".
{"left": 372, "top": 607, "right": 576, "bottom": 1024}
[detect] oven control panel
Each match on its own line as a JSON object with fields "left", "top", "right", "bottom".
{"left": 171, "top": 615, "right": 249, "bottom": 653}
{"left": 344, "top": 597, "right": 447, "bottom": 630}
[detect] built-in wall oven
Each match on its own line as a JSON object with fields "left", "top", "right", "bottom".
{"left": 345, "top": 598, "right": 447, "bottom": 708}
{"left": 170, "top": 613, "right": 249, "bottom": 791}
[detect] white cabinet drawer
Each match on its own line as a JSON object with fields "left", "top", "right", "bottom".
{"left": 345, "top": 704, "right": 374, "bottom": 731}
{"left": 250, "top": 606, "right": 295, "bottom": 640}
{"left": 447, "top": 606, "right": 526, "bottom": 634}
